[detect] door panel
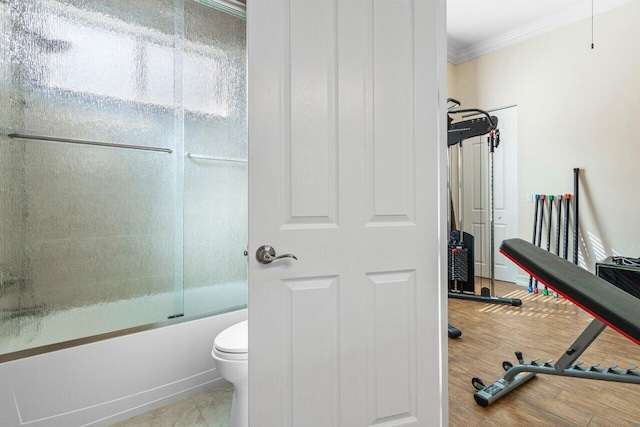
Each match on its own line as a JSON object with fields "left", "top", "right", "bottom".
{"left": 492, "top": 108, "right": 518, "bottom": 282}
{"left": 288, "top": 0, "right": 337, "bottom": 225}
{"left": 370, "top": 0, "right": 415, "bottom": 223}
{"left": 248, "top": 0, "right": 447, "bottom": 425}
{"left": 369, "top": 270, "right": 417, "bottom": 422}
{"left": 464, "top": 137, "right": 489, "bottom": 277}
{"left": 286, "top": 275, "right": 339, "bottom": 425}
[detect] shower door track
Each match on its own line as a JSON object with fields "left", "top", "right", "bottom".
{"left": 0, "top": 307, "right": 245, "bottom": 364}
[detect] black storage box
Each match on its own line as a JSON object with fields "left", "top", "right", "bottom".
{"left": 596, "top": 257, "right": 640, "bottom": 300}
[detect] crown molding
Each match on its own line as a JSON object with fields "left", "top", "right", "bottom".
{"left": 448, "top": 0, "right": 636, "bottom": 65}
{"left": 447, "top": 42, "right": 461, "bottom": 64}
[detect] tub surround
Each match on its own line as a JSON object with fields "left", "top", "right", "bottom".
{"left": 0, "top": 309, "right": 246, "bottom": 426}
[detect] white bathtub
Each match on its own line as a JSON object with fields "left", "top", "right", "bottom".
{"left": 0, "top": 301, "right": 247, "bottom": 425}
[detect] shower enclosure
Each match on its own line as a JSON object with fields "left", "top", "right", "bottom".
{"left": 0, "top": 0, "right": 247, "bottom": 357}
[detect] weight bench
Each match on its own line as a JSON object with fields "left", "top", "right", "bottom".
{"left": 473, "top": 238, "right": 640, "bottom": 407}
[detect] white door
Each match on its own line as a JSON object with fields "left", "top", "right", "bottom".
{"left": 462, "top": 134, "right": 489, "bottom": 278}
{"left": 462, "top": 107, "right": 518, "bottom": 283}
{"left": 247, "top": 0, "right": 447, "bottom": 426}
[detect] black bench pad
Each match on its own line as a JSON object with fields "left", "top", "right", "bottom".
{"left": 500, "top": 238, "right": 640, "bottom": 345}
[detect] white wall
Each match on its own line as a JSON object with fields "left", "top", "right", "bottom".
{"left": 447, "top": 61, "right": 457, "bottom": 97}
{"left": 0, "top": 309, "right": 246, "bottom": 426}
{"left": 451, "top": 0, "right": 640, "bottom": 274}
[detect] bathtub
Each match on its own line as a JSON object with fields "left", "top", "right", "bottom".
{"left": 0, "top": 306, "right": 247, "bottom": 426}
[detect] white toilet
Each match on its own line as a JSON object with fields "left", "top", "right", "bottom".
{"left": 212, "top": 320, "right": 248, "bottom": 427}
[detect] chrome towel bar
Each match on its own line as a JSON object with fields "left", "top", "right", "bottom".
{"left": 7, "top": 133, "right": 173, "bottom": 154}
{"left": 185, "top": 152, "right": 247, "bottom": 163}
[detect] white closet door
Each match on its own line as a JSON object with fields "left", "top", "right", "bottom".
{"left": 462, "top": 107, "right": 518, "bottom": 283}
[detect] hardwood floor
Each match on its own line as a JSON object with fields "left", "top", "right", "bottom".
{"left": 113, "top": 280, "right": 640, "bottom": 426}
{"left": 448, "top": 280, "right": 640, "bottom": 426}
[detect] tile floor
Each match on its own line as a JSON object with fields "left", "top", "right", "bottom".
{"left": 111, "top": 382, "right": 233, "bottom": 427}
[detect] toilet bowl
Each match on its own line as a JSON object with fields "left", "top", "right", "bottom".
{"left": 212, "top": 320, "right": 248, "bottom": 427}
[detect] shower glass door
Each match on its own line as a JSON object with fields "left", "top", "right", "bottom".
{"left": 0, "top": 0, "right": 247, "bottom": 357}
{"left": 183, "top": 0, "right": 247, "bottom": 317}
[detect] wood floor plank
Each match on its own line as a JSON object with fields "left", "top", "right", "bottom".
{"left": 449, "top": 280, "right": 640, "bottom": 426}
{"left": 588, "top": 414, "right": 640, "bottom": 427}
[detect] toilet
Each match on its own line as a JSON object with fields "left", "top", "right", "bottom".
{"left": 212, "top": 320, "right": 248, "bottom": 427}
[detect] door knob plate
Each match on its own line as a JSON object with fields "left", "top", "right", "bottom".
{"left": 256, "top": 245, "right": 298, "bottom": 264}
{"left": 256, "top": 245, "right": 277, "bottom": 264}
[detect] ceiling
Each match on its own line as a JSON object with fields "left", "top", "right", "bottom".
{"left": 447, "top": 0, "right": 635, "bottom": 64}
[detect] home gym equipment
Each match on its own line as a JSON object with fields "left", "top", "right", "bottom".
{"left": 610, "top": 256, "right": 640, "bottom": 266}
{"left": 447, "top": 102, "right": 497, "bottom": 148}
{"left": 563, "top": 194, "right": 571, "bottom": 260}
{"left": 448, "top": 324, "right": 462, "bottom": 339}
{"left": 448, "top": 229, "right": 474, "bottom": 292}
{"left": 555, "top": 195, "right": 563, "bottom": 255}
{"left": 596, "top": 257, "right": 640, "bottom": 300}
{"left": 471, "top": 238, "right": 640, "bottom": 407}
{"left": 446, "top": 99, "right": 521, "bottom": 308}
{"left": 527, "top": 194, "right": 541, "bottom": 293}
{"left": 545, "top": 195, "right": 554, "bottom": 253}
{"left": 532, "top": 195, "right": 545, "bottom": 293}
{"left": 542, "top": 195, "right": 554, "bottom": 296}
{"left": 447, "top": 98, "right": 473, "bottom": 338}
{"left": 487, "top": 130, "right": 499, "bottom": 297}
{"left": 552, "top": 194, "right": 563, "bottom": 298}
{"left": 573, "top": 168, "right": 580, "bottom": 265}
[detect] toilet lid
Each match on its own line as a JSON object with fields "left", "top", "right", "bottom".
{"left": 214, "top": 320, "right": 248, "bottom": 353}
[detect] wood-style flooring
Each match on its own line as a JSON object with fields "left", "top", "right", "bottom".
{"left": 113, "top": 280, "right": 640, "bottom": 426}
{"left": 449, "top": 280, "right": 640, "bottom": 426}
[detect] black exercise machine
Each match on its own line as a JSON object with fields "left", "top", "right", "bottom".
{"left": 447, "top": 99, "right": 522, "bottom": 308}
{"left": 448, "top": 324, "right": 462, "bottom": 339}
{"left": 472, "top": 238, "right": 640, "bottom": 406}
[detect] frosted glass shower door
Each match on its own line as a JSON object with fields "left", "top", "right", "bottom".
{"left": 0, "top": 0, "right": 248, "bottom": 357}
{"left": 0, "top": 0, "right": 184, "bottom": 355}
{"left": 182, "top": 0, "right": 248, "bottom": 317}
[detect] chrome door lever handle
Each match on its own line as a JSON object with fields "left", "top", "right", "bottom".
{"left": 256, "top": 245, "right": 298, "bottom": 264}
